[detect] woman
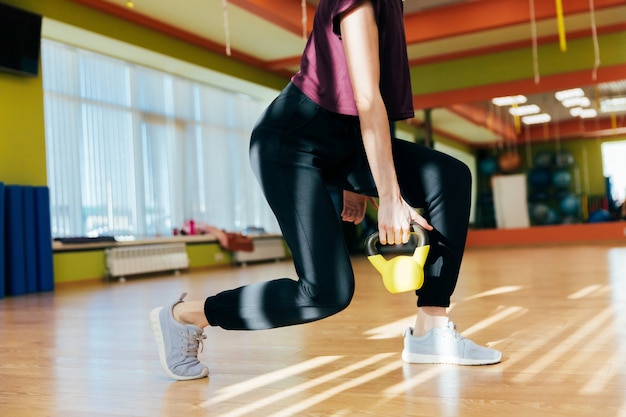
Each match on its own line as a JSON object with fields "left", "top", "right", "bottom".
{"left": 150, "top": 0, "right": 501, "bottom": 381}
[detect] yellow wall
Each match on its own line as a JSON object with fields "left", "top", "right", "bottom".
{"left": 53, "top": 243, "right": 233, "bottom": 283}
{"left": 525, "top": 135, "right": 626, "bottom": 196}
{"left": 187, "top": 243, "right": 233, "bottom": 269}
{"left": 53, "top": 250, "right": 106, "bottom": 283}
{"left": 411, "top": 31, "right": 626, "bottom": 96}
{"left": 0, "top": 68, "right": 47, "bottom": 185}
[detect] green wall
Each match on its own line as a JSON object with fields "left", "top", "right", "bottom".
{"left": 0, "top": 66, "right": 47, "bottom": 185}
{"left": 53, "top": 250, "right": 106, "bottom": 284}
{"left": 53, "top": 243, "right": 233, "bottom": 283}
{"left": 524, "top": 135, "right": 626, "bottom": 196}
{"left": 411, "top": 31, "right": 626, "bottom": 96}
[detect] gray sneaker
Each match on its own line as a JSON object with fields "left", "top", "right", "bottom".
{"left": 401, "top": 321, "right": 502, "bottom": 365}
{"left": 149, "top": 293, "right": 209, "bottom": 380}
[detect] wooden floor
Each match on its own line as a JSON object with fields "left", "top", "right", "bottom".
{"left": 1, "top": 242, "right": 626, "bottom": 417}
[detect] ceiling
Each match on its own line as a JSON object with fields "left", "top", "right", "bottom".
{"left": 67, "top": 0, "right": 626, "bottom": 147}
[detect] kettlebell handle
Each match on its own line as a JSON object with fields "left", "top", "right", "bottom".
{"left": 364, "top": 223, "right": 430, "bottom": 257}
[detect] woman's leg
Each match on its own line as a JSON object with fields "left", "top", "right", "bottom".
{"left": 391, "top": 139, "right": 471, "bottom": 308}
{"left": 389, "top": 140, "right": 500, "bottom": 364}
{"left": 203, "top": 84, "right": 356, "bottom": 330}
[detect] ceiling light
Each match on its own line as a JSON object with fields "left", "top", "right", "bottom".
{"left": 600, "top": 96, "right": 626, "bottom": 113}
{"left": 561, "top": 96, "right": 590, "bottom": 108}
{"left": 579, "top": 109, "right": 597, "bottom": 118}
{"left": 491, "top": 95, "right": 527, "bottom": 106}
{"left": 555, "top": 88, "right": 585, "bottom": 101}
{"left": 508, "top": 104, "right": 540, "bottom": 116}
{"left": 569, "top": 107, "right": 583, "bottom": 117}
{"left": 126, "top": 1, "right": 134, "bottom": 8}
{"left": 522, "top": 113, "right": 551, "bottom": 125}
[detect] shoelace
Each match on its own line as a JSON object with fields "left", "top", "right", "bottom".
{"left": 446, "top": 321, "right": 463, "bottom": 339}
{"left": 183, "top": 328, "right": 207, "bottom": 357}
{"left": 177, "top": 292, "right": 207, "bottom": 356}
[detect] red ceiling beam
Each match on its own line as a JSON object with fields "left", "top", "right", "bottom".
{"left": 403, "top": 0, "right": 625, "bottom": 44}
{"left": 522, "top": 116, "right": 626, "bottom": 143}
{"left": 231, "top": 0, "right": 625, "bottom": 48}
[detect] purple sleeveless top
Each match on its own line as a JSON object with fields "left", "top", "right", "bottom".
{"left": 291, "top": 0, "right": 414, "bottom": 121}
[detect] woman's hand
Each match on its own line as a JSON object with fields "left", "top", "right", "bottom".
{"left": 376, "top": 196, "right": 432, "bottom": 245}
{"left": 341, "top": 190, "right": 378, "bottom": 224}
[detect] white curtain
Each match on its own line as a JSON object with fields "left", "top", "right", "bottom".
{"left": 41, "top": 39, "right": 279, "bottom": 238}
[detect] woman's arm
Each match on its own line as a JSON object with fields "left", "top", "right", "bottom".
{"left": 339, "top": 1, "right": 431, "bottom": 245}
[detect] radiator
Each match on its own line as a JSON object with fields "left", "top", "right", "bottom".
{"left": 233, "top": 236, "right": 286, "bottom": 265}
{"left": 105, "top": 243, "right": 189, "bottom": 279}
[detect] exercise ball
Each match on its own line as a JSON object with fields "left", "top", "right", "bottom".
{"left": 559, "top": 193, "right": 580, "bottom": 216}
{"left": 533, "top": 151, "right": 553, "bottom": 168}
{"left": 588, "top": 209, "right": 611, "bottom": 223}
{"left": 561, "top": 215, "right": 578, "bottom": 224}
{"left": 478, "top": 156, "right": 498, "bottom": 176}
{"left": 528, "top": 191, "right": 549, "bottom": 203}
{"left": 530, "top": 203, "right": 559, "bottom": 225}
{"left": 498, "top": 151, "right": 521, "bottom": 173}
{"left": 529, "top": 203, "right": 558, "bottom": 225}
{"left": 555, "top": 150, "right": 575, "bottom": 168}
{"left": 528, "top": 168, "right": 552, "bottom": 189}
{"left": 552, "top": 169, "right": 572, "bottom": 189}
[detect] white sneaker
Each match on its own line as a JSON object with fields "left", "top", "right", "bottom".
{"left": 149, "top": 293, "right": 209, "bottom": 380}
{"left": 401, "top": 321, "right": 502, "bottom": 366}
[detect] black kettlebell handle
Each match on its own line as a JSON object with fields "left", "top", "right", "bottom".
{"left": 364, "top": 223, "right": 430, "bottom": 257}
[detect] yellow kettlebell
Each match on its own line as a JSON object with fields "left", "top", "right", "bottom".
{"left": 364, "top": 224, "right": 430, "bottom": 294}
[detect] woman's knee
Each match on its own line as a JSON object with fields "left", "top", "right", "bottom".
{"left": 299, "top": 275, "right": 355, "bottom": 318}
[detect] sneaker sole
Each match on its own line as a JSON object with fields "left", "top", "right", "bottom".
{"left": 401, "top": 349, "right": 502, "bottom": 366}
{"left": 149, "top": 307, "right": 209, "bottom": 381}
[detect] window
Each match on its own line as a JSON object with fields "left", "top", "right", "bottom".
{"left": 42, "top": 39, "right": 279, "bottom": 238}
{"left": 601, "top": 141, "right": 626, "bottom": 206}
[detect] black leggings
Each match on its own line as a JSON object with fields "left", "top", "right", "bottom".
{"left": 204, "top": 83, "right": 471, "bottom": 330}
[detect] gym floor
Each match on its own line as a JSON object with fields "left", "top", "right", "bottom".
{"left": 1, "top": 241, "right": 625, "bottom": 417}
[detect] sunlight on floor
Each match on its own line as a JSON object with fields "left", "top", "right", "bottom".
{"left": 511, "top": 306, "right": 615, "bottom": 383}
{"left": 463, "top": 285, "right": 524, "bottom": 301}
{"left": 567, "top": 284, "right": 606, "bottom": 299}
{"left": 199, "top": 356, "right": 340, "bottom": 407}
{"left": 266, "top": 358, "right": 401, "bottom": 417}
{"left": 461, "top": 305, "right": 526, "bottom": 338}
{"left": 201, "top": 353, "right": 394, "bottom": 417}
{"left": 364, "top": 315, "right": 416, "bottom": 340}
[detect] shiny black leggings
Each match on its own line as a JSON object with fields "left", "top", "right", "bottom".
{"left": 204, "top": 83, "right": 471, "bottom": 330}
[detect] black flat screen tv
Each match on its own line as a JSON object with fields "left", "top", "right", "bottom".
{"left": 0, "top": 3, "right": 42, "bottom": 77}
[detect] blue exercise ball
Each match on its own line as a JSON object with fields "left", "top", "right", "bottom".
{"left": 552, "top": 169, "right": 572, "bottom": 189}
{"left": 555, "top": 150, "right": 575, "bottom": 168}
{"left": 533, "top": 151, "right": 553, "bottom": 168}
{"left": 528, "top": 191, "right": 549, "bottom": 203}
{"left": 530, "top": 203, "right": 559, "bottom": 225}
{"left": 588, "top": 209, "right": 611, "bottom": 223}
{"left": 478, "top": 156, "right": 498, "bottom": 176}
{"left": 559, "top": 193, "right": 580, "bottom": 216}
{"left": 528, "top": 168, "right": 552, "bottom": 189}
